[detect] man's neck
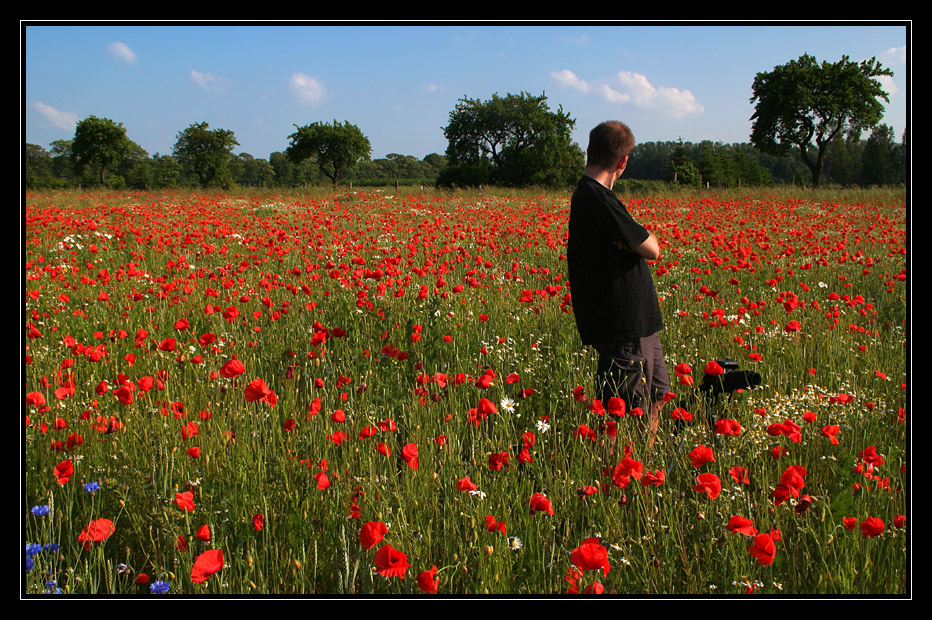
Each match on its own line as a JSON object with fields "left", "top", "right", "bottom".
{"left": 584, "top": 166, "right": 620, "bottom": 190}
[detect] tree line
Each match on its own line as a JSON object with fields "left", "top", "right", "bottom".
{"left": 25, "top": 117, "right": 448, "bottom": 191}
{"left": 623, "top": 126, "right": 905, "bottom": 189}
{"left": 24, "top": 53, "right": 906, "bottom": 191}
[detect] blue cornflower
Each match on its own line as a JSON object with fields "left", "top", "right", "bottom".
{"left": 44, "top": 580, "right": 63, "bottom": 594}
{"left": 149, "top": 580, "right": 170, "bottom": 594}
{"left": 25, "top": 556, "right": 34, "bottom": 572}
{"left": 31, "top": 505, "right": 51, "bottom": 517}
{"left": 44, "top": 543, "right": 60, "bottom": 553}
{"left": 84, "top": 481, "right": 100, "bottom": 493}
{"left": 26, "top": 543, "right": 43, "bottom": 557}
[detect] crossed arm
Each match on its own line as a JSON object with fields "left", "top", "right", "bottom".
{"left": 613, "top": 231, "right": 661, "bottom": 261}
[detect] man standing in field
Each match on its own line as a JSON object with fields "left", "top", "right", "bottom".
{"left": 567, "top": 120, "right": 670, "bottom": 452}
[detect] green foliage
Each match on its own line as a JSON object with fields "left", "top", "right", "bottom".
{"left": 347, "top": 153, "right": 447, "bottom": 187}
{"left": 70, "top": 116, "right": 138, "bottom": 185}
{"left": 439, "top": 91, "right": 583, "bottom": 189}
{"left": 750, "top": 54, "right": 892, "bottom": 187}
{"left": 172, "top": 122, "right": 239, "bottom": 189}
{"left": 25, "top": 143, "right": 56, "bottom": 188}
{"left": 286, "top": 120, "right": 372, "bottom": 186}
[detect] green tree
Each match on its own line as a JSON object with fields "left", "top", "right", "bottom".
{"left": 172, "top": 122, "right": 239, "bottom": 188}
{"left": 150, "top": 154, "right": 181, "bottom": 189}
{"left": 667, "top": 140, "right": 701, "bottom": 188}
{"left": 861, "top": 123, "right": 897, "bottom": 186}
{"left": 824, "top": 130, "right": 864, "bottom": 186}
{"left": 25, "top": 144, "right": 55, "bottom": 188}
{"left": 269, "top": 152, "right": 295, "bottom": 187}
{"left": 750, "top": 54, "right": 892, "bottom": 187}
{"left": 71, "top": 115, "right": 135, "bottom": 185}
{"left": 439, "top": 91, "right": 583, "bottom": 189}
{"left": 286, "top": 120, "right": 371, "bottom": 186}
{"left": 49, "top": 140, "right": 76, "bottom": 182}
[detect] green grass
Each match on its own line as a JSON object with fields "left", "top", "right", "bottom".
{"left": 24, "top": 187, "right": 908, "bottom": 596}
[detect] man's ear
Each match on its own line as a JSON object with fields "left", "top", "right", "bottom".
{"left": 618, "top": 155, "right": 629, "bottom": 174}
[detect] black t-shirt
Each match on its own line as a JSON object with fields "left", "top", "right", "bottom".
{"left": 567, "top": 175, "right": 663, "bottom": 344}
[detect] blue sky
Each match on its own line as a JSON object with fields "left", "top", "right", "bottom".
{"left": 24, "top": 23, "right": 909, "bottom": 161}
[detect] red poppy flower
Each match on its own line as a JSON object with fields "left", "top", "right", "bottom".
{"left": 114, "top": 384, "right": 134, "bottom": 405}
{"left": 529, "top": 492, "right": 554, "bottom": 516}
{"left": 674, "top": 362, "right": 692, "bottom": 376}
{"left": 181, "top": 421, "right": 198, "bottom": 440}
{"left": 475, "top": 370, "right": 496, "bottom": 389}
{"left": 401, "top": 443, "right": 418, "bottom": 469}
{"left": 641, "top": 469, "right": 665, "bottom": 487}
{"left": 728, "top": 466, "right": 750, "bottom": 485}
{"left": 78, "top": 518, "right": 115, "bottom": 550}
{"left": 53, "top": 459, "right": 74, "bottom": 485}
{"left": 612, "top": 457, "right": 644, "bottom": 488}
{"left": 174, "top": 491, "right": 195, "bottom": 512}
{"left": 859, "top": 446, "right": 885, "bottom": 467}
{"left": 359, "top": 521, "right": 388, "bottom": 550}
{"left": 244, "top": 378, "right": 277, "bottom": 406}
{"left": 358, "top": 425, "right": 379, "bottom": 439}
{"left": 477, "top": 397, "right": 497, "bottom": 416}
{"left": 749, "top": 533, "right": 776, "bottom": 566}
{"left": 860, "top": 516, "right": 884, "bottom": 538}
{"left": 688, "top": 444, "right": 715, "bottom": 468}
{"left": 671, "top": 408, "right": 693, "bottom": 422}
{"left": 725, "top": 515, "right": 758, "bottom": 536}
{"left": 191, "top": 549, "right": 224, "bottom": 584}
{"left": 570, "top": 537, "right": 611, "bottom": 576}
{"left": 327, "top": 430, "right": 348, "bottom": 445}
{"left": 821, "top": 424, "right": 841, "bottom": 444}
{"left": 485, "top": 514, "right": 507, "bottom": 536}
{"left": 373, "top": 544, "right": 410, "bottom": 578}
{"left": 488, "top": 452, "right": 509, "bottom": 471}
{"left": 195, "top": 524, "right": 211, "bottom": 542}
{"left": 714, "top": 418, "right": 742, "bottom": 436}
{"left": 843, "top": 517, "right": 857, "bottom": 530}
{"left": 692, "top": 472, "right": 722, "bottom": 500}
{"left": 252, "top": 513, "right": 265, "bottom": 531}
{"left": 456, "top": 476, "right": 478, "bottom": 492}
{"left": 314, "top": 471, "right": 330, "bottom": 489}
{"left": 606, "top": 397, "right": 625, "bottom": 416}
{"left": 704, "top": 360, "right": 724, "bottom": 376}
{"left": 219, "top": 358, "right": 245, "bottom": 378}
{"left": 417, "top": 566, "right": 439, "bottom": 594}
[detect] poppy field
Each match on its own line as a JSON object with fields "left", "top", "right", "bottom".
{"left": 23, "top": 187, "right": 908, "bottom": 596}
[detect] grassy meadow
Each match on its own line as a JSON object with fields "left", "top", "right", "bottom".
{"left": 23, "top": 185, "right": 908, "bottom": 596}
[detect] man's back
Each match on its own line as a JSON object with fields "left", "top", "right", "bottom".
{"left": 567, "top": 175, "right": 663, "bottom": 345}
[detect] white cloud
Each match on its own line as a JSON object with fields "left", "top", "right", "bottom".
{"left": 107, "top": 41, "right": 137, "bottom": 64}
{"left": 881, "top": 45, "right": 906, "bottom": 64}
{"left": 33, "top": 102, "right": 78, "bottom": 130}
{"left": 553, "top": 68, "right": 703, "bottom": 118}
{"left": 551, "top": 69, "right": 589, "bottom": 93}
{"left": 190, "top": 69, "right": 229, "bottom": 93}
{"left": 598, "top": 84, "right": 629, "bottom": 104}
{"left": 876, "top": 74, "right": 899, "bottom": 98}
{"left": 290, "top": 73, "right": 327, "bottom": 104}
{"left": 612, "top": 70, "right": 704, "bottom": 118}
